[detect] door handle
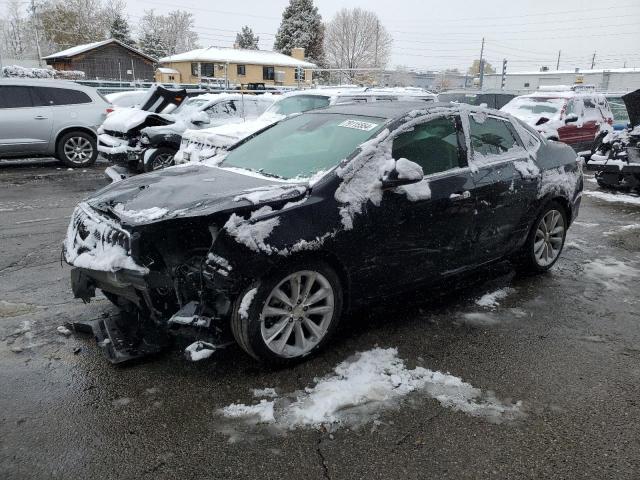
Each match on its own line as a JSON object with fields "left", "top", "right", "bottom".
{"left": 34, "top": 116, "right": 48, "bottom": 120}
{"left": 450, "top": 190, "right": 471, "bottom": 200}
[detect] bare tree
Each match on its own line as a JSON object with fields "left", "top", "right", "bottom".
{"left": 139, "top": 9, "right": 199, "bottom": 57}
{"left": 1, "top": 0, "right": 36, "bottom": 59}
{"left": 39, "top": 0, "right": 111, "bottom": 48}
{"left": 324, "top": 8, "right": 392, "bottom": 81}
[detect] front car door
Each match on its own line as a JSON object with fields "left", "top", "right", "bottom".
{"left": 348, "top": 114, "right": 478, "bottom": 298}
{"left": 0, "top": 85, "right": 53, "bottom": 156}
{"left": 466, "top": 111, "right": 541, "bottom": 262}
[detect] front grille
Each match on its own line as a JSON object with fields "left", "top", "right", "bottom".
{"left": 66, "top": 204, "right": 131, "bottom": 259}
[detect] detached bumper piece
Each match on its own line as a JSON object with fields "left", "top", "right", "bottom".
{"left": 68, "top": 315, "right": 169, "bottom": 364}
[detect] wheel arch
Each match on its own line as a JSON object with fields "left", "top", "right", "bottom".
{"left": 55, "top": 126, "right": 97, "bottom": 150}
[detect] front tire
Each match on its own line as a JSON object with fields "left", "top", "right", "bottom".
{"left": 230, "top": 260, "right": 343, "bottom": 364}
{"left": 514, "top": 201, "right": 567, "bottom": 274}
{"left": 143, "top": 147, "right": 175, "bottom": 172}
{"left": 57, "top": 131, "right": 97, "bottom": 167}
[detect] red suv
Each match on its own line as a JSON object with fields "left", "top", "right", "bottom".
{"left": 501, "top": 88, "right": 613, "bottom": 151}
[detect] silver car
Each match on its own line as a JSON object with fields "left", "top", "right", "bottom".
{"left": 0, "top": 79, "right": 110, "bottom": 167}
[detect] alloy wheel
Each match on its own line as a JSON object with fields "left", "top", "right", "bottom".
{"left": 534, "top": 209, "right": 565, "bottom": 267}
{"left": 151, "top": 152, "right": 174, "bottom": 170}
{"left": 260, "top": 270, "right": 335, "bottom": 358}
{"left": 63, "top": 137, "right": 93, "bottom": 164}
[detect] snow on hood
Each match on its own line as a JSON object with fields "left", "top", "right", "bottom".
{"left": 100, "top": 108, "right": 162, "bottom": 133}
{"left": 219, "top": 347, "right": 524, "bottom": 430}
{"left": 85, "top": 164, "right": 309, "bottom": 225}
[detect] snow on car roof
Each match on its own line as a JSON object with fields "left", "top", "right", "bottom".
{"left": 159, "top": 46, "right": 316, "bottom": 68}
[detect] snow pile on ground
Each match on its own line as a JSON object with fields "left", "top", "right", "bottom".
{"left": 584, "top": 191, "right": 640, "bottom": 206}
{"left": 2, "top": 65, "right": 85, "bottom": 79}
{"left": 64, "top": 203, "right": 148, "bottom": 274}
{"left": 253, "top": 388, "right": 278, "bottom": 398}
{"left": 476, "top": 288, "right": 515, "bottom": 308}
{"left": 113, "top": 204, "right": 168, "bottom": 223}
{"left": 220, "top": 347, "right": 523, "bottom": 429}
{"left": 583, "top": 258, "right": 639, "bottom": 291}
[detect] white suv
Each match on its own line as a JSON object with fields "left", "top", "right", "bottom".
{"left": 0, "top": 79, "right": 110, "bottom": 167}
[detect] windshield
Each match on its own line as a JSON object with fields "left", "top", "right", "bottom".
{"left": 502, "top": 97, "right": 564, "bottom": 119}
{"left": 173, "top": 97, "right": 211, "bottom": 116}
{"left": 266, "top": 95, "right": 331, "bottom": 116}
{"left": 221, "top": 113, "right": 385, "bottom": 180}
{"left": 607, "top": 97, "right": 630, "bottom": 124}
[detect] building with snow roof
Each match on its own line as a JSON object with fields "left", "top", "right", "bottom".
{"left": 156, "top": 47, "right": 315, "bottom": 87}
{"left": 482, "top": 67, "right": 640, "bottom": 93}
{"left": 42, "top": 39, "right": 157, "bottom": 81}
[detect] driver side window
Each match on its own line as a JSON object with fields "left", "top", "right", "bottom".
{"left": 391, "top": 116, "right": 460, "bottom": 176}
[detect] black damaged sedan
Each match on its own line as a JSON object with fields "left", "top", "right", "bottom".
{"left": 64, "top": 102, "right": 582, "bottom": 364}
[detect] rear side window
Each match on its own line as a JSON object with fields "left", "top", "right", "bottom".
{"left": 469, "top": 114, "right": 520, "bottom": 157}
{"left": 206, "top": 101, "right": 238, "bottom": 118}
{"left": 34, "top": 87, "right": 92, "bottom": 106}
{"left": 0, "top": 86, "right": 35, "bottom": 108}
{"left": 392, "top": 116, "right": 460, "bottom": 176}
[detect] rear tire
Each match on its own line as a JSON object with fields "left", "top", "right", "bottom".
{"left": 230, "top": 259, "right": 343, "bottom": 365}
{"left": 514, "top": 201, "right": 567, "bottom": 274}
{"left": 57, "top": 131, "right": 97, "bottom": 167}
{"left": 143, "top": 147, "right": 175, "bottom": 172}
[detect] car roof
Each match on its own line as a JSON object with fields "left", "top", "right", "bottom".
{"left": 0, "top": 78, "right": 96, "bottom": 92}
{"left": 310, "top": 101, "right": 494, "bottom": 122}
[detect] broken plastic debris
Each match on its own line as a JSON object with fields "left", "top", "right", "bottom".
{"left": 185, "top": 341, "right": 217, "bottom": 361}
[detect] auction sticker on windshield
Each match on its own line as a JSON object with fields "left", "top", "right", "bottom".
{"left": 338, "top": 119, "right": 379, "bottom": 131}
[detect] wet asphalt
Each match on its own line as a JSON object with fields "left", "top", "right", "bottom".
{"left": 1, "top": 158, "right": 639, "bottom": 479}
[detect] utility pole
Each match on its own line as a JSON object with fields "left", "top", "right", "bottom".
{"left": 591, "top": 52, "right": 596, "bottom": 69}
{"left": 478, "top": 37, "right": 485, "bottom": 90}
{"left": 556, "top": 50, "right": 561, "bottom": 70}
{"left": 501, "top": 58, "right": 507, "bottom": 90}
{"left": 30, "top": 0, "right": 43, "bottom": 67}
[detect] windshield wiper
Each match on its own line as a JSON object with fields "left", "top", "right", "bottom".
{"left": 257, "top": 168, "right": 286, "bottom": 180}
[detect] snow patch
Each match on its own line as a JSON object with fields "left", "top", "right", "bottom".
{"left": 224, "top": 211, "right": 280, "bottom": 254}
{"left": 583, "top": 258, "right": 639, "bottom": 291}
{"left": 253, "top": 388, "right": 278, "bottom": 398}
{"left": 239, "top": 288, "right": 258, "bottom": 319}
{"left": 476, "top": 288, "right": 515, "bottom": 308}
{"left": 584, "top": 190, "right": 640, "bottom": 206}
{"left": 113, "top": 204, "right": 169, "bottom": 223}
{"left": 220, "top": 347, "right": 523, "bottom": 430}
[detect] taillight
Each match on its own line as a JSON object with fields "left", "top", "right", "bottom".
{"left": 106, "top": 107, "right": 114, "bottom": 114}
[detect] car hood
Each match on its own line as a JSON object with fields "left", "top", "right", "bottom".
{"left": 86, "top": 165, "right": 309, "bottom": 226}
{"left": 623, "top": 89, "right": 640, "bottom": 128}
{"left": 101, "top": 109, "right": 175, "bottom": 134}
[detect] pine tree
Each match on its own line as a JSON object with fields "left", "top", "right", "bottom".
{"left": 109, "top": 13, "right": 135, "bottom": 47}
{"left": 273, "top": 0, "right": 324, "bottom": 64}
{"left": 235, "top": 26, "right": 259, "bottom": 50}
{"left": 138, "top": 32, "right": 168, "bottom": 60}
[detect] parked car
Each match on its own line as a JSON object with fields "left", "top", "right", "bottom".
{"left": 438, "top": 90, "right": 518, "bottom": 109}
{"left": 604, "top": 93, "right": 631, "bottom": 130}
{"left": 501, "top": 88, "right": 613, "bottom": 151}
{"left": 64, "top": 101, "right": 582, "bottom": 364}
{"left": 98, "top": 91, "right": 274, "bottom": 173}
{"left": 175, "top": 87, "right": 437, "bottom": 165}
{"left": 105, "top": 90, "right": 149, "bottom": 112}
{"left": 0, "top": 79, "right": 110, "bottom": 167}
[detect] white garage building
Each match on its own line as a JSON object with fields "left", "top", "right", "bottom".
{"left": 482, "top": 68, "right": 640, "bottom": 93}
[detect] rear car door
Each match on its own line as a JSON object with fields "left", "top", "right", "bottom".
{"left": 466, "top": 112, "right": 539, "bottom": 261}
{"left": 357, "top": 114, "right": 478, "bottom": 295}
{"left": 0, "top": 85, "right": 53, "bottom": 155}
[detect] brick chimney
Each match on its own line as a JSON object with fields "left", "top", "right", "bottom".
{"left": 291, "top": 47, "right": 305, "bottom": 61}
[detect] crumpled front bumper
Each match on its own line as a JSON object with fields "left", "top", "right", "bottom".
{"left": 98, "top": 133, "right": 141, "bottom": 165}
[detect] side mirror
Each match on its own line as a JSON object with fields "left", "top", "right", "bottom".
{"left": 565, "top": 114, "right": 579, "bottom": 124}
{"left": 381, "top": 158, "right": 424, "bottom": 190}
{"left": 190, "top": 112, "right": 210, "bottom": 126}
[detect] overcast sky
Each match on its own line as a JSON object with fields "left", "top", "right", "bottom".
{"left": 126, "top": 0, "right": 640, "bottom": 73}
